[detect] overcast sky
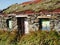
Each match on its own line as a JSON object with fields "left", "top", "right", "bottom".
{"left": 0, "top": 0, "right": 30, "bottom": 10}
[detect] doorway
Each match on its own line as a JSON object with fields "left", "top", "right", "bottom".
{"left": 17, "top": 17, "right": 29, "bottom": 36}
{"left": 39, "top": 18, "right": 50, "bottom": 31}
{"left": 17, "top": 17, "right": 25, "bottom": 35}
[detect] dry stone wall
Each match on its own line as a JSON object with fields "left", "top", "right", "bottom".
{"left": 0, "top": 15, "right": 17, "bottom": 31}
{"left": 0, "top": 13, "right": 60, "bottom": 31}
{"left": 27, "top": 14, "right": 40, "bottom": 31}
{"left": 51, "top": 14, "right": 60, "bottom": 31}
{"left": 27, "top": 14, "right": 60, "bottom": 31}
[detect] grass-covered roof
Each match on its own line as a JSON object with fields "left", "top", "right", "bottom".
{"left": 2, "top": 0, "right": 60, "bottom": 14}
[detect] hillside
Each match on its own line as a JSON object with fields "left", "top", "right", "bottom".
{"left": 2, "top": 0, "right": 60, "bottom": 14}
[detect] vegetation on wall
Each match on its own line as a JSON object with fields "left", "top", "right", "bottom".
{"left": 3, "top": 0, "right": 60, "bottom": 14}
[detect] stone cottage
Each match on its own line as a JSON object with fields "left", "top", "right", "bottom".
{"left": 0, "top": 12, "right": 60, "bottom": 33}
{"left": 0, "top": 0, "right": 60, "bottom": 35}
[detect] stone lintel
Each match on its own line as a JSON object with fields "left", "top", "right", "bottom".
{"left": 15, "top": 15, "right": 28, "bottom": 17}
{"left": 37, "top": 15, "right": 51, "bottom": 18}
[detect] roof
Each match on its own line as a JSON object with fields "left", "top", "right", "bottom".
{"left": 8, "top": 8, "right": 60, "bottom": 14}
{"left": 1, "top": 0, "right": 60, "bottom": 14}
{"left": 20, "top": 0, "right": 41, "bottom": 5}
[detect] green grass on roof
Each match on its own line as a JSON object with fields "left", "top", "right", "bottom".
{"left": 3, "top": 0, "right": 60, "bottom": 14}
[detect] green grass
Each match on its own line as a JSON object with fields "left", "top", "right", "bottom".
{"left": 3, "top": 0, "right": 60, "bottom": 14}
{"left": 18, "top": 30, "right": 60, "bottom": 45}
{"left": 0, "top": 30, "right": 60, "bottom": 45}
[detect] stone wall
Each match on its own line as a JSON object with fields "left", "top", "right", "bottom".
{"left": 27, "top": 14, "right": 39, "bottom": 31}
{"left": 27, "top": 14, "right": 60, "bottom": 31}
{"left": 0, "top": 13, "right": 60, "bottom": 31}
{"left": 0, "top": 15, "right": 17, "bottom": 31}
{"left": 27, "top": 14, "right": 51, "bottom": 31}
{"left": 50, "top": 14, "right": 60, "bottom": 31}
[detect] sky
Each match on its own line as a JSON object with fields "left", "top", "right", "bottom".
{"left": 0, "top": 0, "right": 30, "bottom": 10}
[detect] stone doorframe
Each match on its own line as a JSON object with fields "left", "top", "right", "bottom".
{"left": 16, "top": 15, "right": 29, "bottom": 35}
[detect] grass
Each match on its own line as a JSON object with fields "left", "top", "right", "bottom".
{"left": 18, "top": 30, "right": 60, "bottom": 45}
{"left": 3, "top": 0, "right": 60, "bottom": 14}
{"left": 0, "top": 30, "right": 17, "bottom": 45}
{"left": 0, "top": 30, "right": 60, "bottom": 45}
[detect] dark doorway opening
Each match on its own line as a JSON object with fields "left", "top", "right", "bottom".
{"left": 39, "top": 18, "right": 50, "bottom": 30}
{"left": 17, "top": 17, "right": 25, "bottom": 36}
